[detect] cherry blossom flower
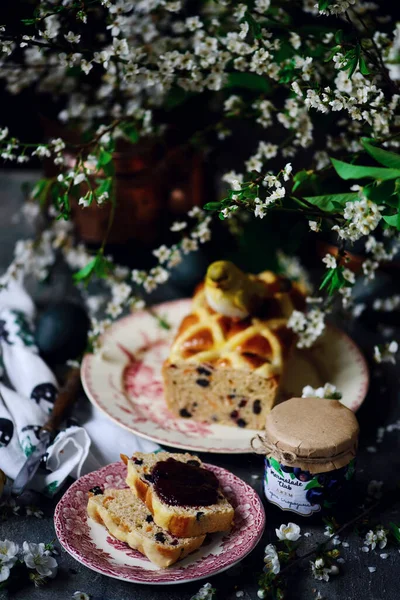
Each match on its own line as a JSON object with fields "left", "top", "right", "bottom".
{"left": 190, "top": 582, "right": 215, "bottom": 600}
{"left": 275, "top": 523, "right": 301, "bottom": 542}
{"left": 363, "top": 528, "right": 388, "bottom": 551}
{"left": 288, "top": 308, "right": 325, "bottom": 348}
{"left": 302, "top": 383, "right": 342, "bottom": 400}
{"left": 374, "top": 341, "right": 398, "bottom": 364}
{"left": 25, "top": 506, "right": 44, "bottom": 518}
{"left": 64, "top": 32, "right": 81, "bottom": 44}
{"left": 322, "top": 254, "right": 337, "bottom": 269}
{"left": 263, "top": 544, "right": 280, "bottom": 574}
{"left": 0, "top": 540, "right": 19, "bottom": 568}
{"left": 310, "top": 557, "right": 336, "bottom": 581}
{"left": 22, "top": 542, "right": 58, "bottom": 577}
{"left": 170, "top": 221, "right": 187, "bottom": 232}
{"left": 0, "top": 565, "right": 10, "bottom": 583}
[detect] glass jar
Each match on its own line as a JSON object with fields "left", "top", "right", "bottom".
{"left": 254, "top": 397, "right": 359, "bottom": 518}
{"left": 263, "top": 456, "right": 356, "bottom": 517}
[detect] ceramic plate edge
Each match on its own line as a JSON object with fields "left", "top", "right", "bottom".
{"left": 54, "top": 462, "right": 266, "bottom": 585}
{"left": 81, "top": 299, "right": 369, "bottom": 453}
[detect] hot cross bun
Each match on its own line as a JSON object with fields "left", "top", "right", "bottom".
{"left": 162, "top": 271, "right": 305, "bottom": 430}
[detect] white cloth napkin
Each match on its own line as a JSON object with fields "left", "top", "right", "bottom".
{"left": 0, "top": 279, "right": 158, "bottom": 495}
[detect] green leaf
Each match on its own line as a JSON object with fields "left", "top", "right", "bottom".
{"left": 164, "top": 86, "right": 194, "bottom": 110}
{"left": 85, "top": 191, "right": 94, "bottom": 206}
{"left": 320, "top": 266, "right": 346, "bottom": 295}
{"left": 108, "top": 138, "right": 116, "bottom": 153}
{"left": 324, "top": 45, "right": 341, "bottom": 63}
{"left": 330, "top": 268, "right": 346, "bottom": 295}
{"left": 359, "top": 55, "right": 370, "bottom": 75}
{"left": 73, "top": 253, "right": 112, "bottom": 283}
{"left": 204, "top": 201, "right": 222, "bottom": 211}
{"left": 331, "top": 158, "right": 400, "bottom": 181}
{"left": 383, "top": 214, "right": 400, "bottom": 229}
{"left": 94, "top": 255, "right": 112, "bottom": 278}
{"left": 397, "top": 197, "right": 400, "bottom": 231}
{"left": 22, "top": 18, "right": 36, "bottom": 24}
{"left": 96, "top": 177, "right": 112, "bottom": 197}
{"left": 384, "top": 195, "right": 400, "bottom": 208}
{"left": 242, "top": 187, "right": 257, "bottom": 199}
{"left": 274, "top": 40, "right": 296, "bottom": 63}
{"left": 245, "top": 11, "right": 262, "bottom": 40}
{"left": 102, "top": 160, "right": 115, "bottom": 178}
{"left": 304, "top": 192, "right": 358, "bottom": 212}
{"left": 346, "top": 56, "right": 358, "bottom": 79}
{"left": 120, "top": 122, "right": 139, "bottom": 144}
{"left": 319, "top": 268, "right": 335, "bottom": 291}
{"left": 305, "top": 479, "right": 323, "bottom": 490}
{"left": 292, "top": 169, "right": 312, "bottom": 192}
{"left": 334, "top": 29, "right": 343, "bottom": 44}
{"left": 98, "top": 149, "right": 113, "bottom": 166}
{"left": 73, "top": 258, "right": 97, "bottom": 282}
{"left": 390, "top": 523, "right": 400, "bottom": 544}
{"left": 31, "top": 179, "right": 48, "bottom": 198}
{"left": 31, "top": 178, "right": 52, "bottom": 205}
{"left": 57, "top": 194, "right": 71, "bottom": 220}
{"left": 156, "top": 314, "right": 171, "bottom": 330}
{"left": 318, "top": 0, "right": 330, "bottom": 9}
{"left": 361, "top": 139, "right": 400, "bottom": 170}
{"left": 226, "top": 72, "right": 271, "bottom": 93}
{"left": 363, "top": 180, "right": 396, "bottom": 205}
{"left": 279, "top": 60, "right": 296, "bottom": 84}
{"left": 338, "top": 47, "right": 359, "bottom": 78}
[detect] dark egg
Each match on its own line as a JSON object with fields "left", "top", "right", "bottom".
{"left": 35, "top": 302, "right": 90, "bottom": 364}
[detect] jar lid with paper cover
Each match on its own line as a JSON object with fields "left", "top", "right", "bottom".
{"left": 253, "top": 397, "right": 359, "bottom": 517}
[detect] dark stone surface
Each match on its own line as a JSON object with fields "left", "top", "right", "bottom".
{"left": 1, "top": 171, "right": 399, "bottom": 600}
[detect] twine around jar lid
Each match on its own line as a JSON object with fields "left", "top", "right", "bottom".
{"left": 252, "top": 397, "right": 360, "bottom": 474}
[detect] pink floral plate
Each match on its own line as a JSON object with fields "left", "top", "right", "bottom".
{"left": 54, "top": 461, "right": 265, "bottom": 585}
{"left": 81, "top": 299, "right": 369, "bottom": 454}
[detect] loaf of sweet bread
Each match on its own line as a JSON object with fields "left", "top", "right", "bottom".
{"left": 87, "top": 487, "right": 205, "bottom": 567}
{"left": 162, "top": 270, "right": 305, "bottom": 430}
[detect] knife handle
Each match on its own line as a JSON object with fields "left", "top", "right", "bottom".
{"left": 41, "top": 367, "right": 81, "bottom": 434}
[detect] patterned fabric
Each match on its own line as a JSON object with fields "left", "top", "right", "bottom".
{"left": 0, "top": 279, "right": 158, "bottom": 495}
{"left": 0, "top": 279, "right": 90, "bottom": 494}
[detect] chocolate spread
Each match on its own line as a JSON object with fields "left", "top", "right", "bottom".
{"left": 152, "top": 458, "right": 219, "bottom": 506}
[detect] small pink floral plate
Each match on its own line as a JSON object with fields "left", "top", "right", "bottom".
{"left": 54, "top": 461, "right": 265, "bottom": 585}
{"left": 81, "top": 299, "right": 369, "bottom": 454}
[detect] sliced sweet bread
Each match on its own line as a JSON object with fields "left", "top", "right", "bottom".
{"left": 162, "top": 273, "right": 304, "bottom": 430}
{"left": 121, "top": 452, "right": 234, "bottom": 538}
{"left": 87, "top": 487, "right": 205, "bottom": 568}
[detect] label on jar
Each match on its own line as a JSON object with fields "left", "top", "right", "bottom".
{"left": 263, "top": 457, "right": 355, "bottom": 516}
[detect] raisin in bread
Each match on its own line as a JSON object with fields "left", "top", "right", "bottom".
{"left": 162, "top": 271, "right": 305, "bottom": 430}
{"left": 87, "top": 488, "right": 205, "bottom": 568}
{"left": 121, "top": 452, "right": 234, "bottom": 538}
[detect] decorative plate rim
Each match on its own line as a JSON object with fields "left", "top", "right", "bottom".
{"left": 54, "top": 461, "right": 266, "bottom": 585}
{"left": 81, "top": 299, "right": 369, "bottom": 454}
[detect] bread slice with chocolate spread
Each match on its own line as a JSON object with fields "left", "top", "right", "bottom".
{"left": 87, "top": 487, "right": 205, "bottom": 567}
{"left": 121, "top": 451, "right": 234, "bottom": 538}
